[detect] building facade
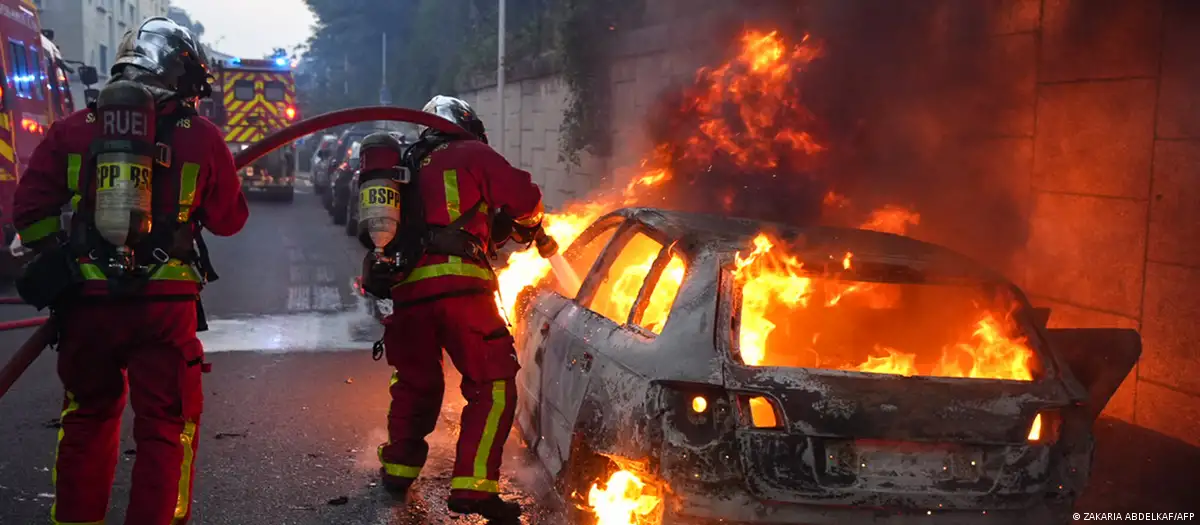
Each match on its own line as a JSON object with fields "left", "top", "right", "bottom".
{"left": 34, "top": 0, "right": 170, "bottom": 107}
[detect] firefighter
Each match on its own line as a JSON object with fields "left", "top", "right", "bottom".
{"left": 364, "top": 95, "right": 545, "bottom": 521}
{"left": 11, "top": 17, "right": 248, "bottom": 525}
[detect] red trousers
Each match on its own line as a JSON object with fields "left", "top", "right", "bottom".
{"left": 51, "top": 300, "right": 203, "bottom": 525}
{"left": 378, "top": 292, "right": 519, "bottom": 500}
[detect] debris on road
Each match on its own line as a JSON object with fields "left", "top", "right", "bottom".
{"left": 344, "top": 377, "right": 354, "bottom": 384}
{"left": 36, "top": 493, "right": 53, "bottom": 499}
{"left": 42, "top": 419, "right": 60, "bottom": 429}
{"left": 326, "top": 495, "right": 349, "bottom": 506}
{"left": 123, "top": 449, "right": 136, "bottom": 456}
{"left": 214, "top": 432, "right": 246, "bottom": 440}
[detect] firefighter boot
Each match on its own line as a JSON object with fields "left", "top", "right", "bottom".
{"left": 379, "top": 468, "right": 414, "bottom": 497}
{"left": 447, "top": 495, "right": 522, "bottom": 522}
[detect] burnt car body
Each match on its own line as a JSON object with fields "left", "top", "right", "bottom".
{"left": 510, "top": 207, "right": 1140, "bottom": 525}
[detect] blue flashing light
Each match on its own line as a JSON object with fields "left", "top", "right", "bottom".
{"left": 274, "top": 57, "right": 287, "bottom": 66}
{"left": 230, "top": 57, "right": 242, "bottom": 65}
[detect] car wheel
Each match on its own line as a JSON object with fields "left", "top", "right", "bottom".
{"left": 332, "top": 198, "right": 347, "bottom": 225}
{"left": 345, "top": 208, "right": 358, "bottom": 236}
{"left": 557, "top": 437, "right": 612, "bottom": 525}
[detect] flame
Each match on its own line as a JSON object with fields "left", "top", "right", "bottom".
{"left": 621, "top": 30, "right": 823, "bottom": 202}
{"left": 1028, "top": 413, "right": 1043, "bottom": 441}
{"left": 732, "top": 232, "right": 1036, "bottom": 381}
{"left": 588, "top": 470, "right": 661, "bottom": 525}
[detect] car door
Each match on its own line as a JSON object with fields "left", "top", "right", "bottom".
{"left": 540, "top": 223, "right": 681, "bottom": 471}
{"left": 519, "top": 219, "right": 622, "bottom": 474}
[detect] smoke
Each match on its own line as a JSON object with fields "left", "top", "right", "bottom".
{"left": 638, "top": 0, "right": 1033, "bottom": 276}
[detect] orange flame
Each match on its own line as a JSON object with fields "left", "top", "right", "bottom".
{"left": 588, "top": 470, "right": 661, "bottom": 525}
{"left": 731, "top": 232, "right": 1036, "bottom": 381}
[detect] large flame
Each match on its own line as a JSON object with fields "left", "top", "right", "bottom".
{"left": 731, "top": 230, "right": 1036, "bottom": 381}
{"left": 495, "top": 30, "right": 824, "bottom": 319}
{"left": 588, "top": 470, "right": 661, "bottom": 525}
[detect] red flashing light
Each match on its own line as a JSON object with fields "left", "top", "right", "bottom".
{"left": 20, "top": 118, "right": 44, "bottom": 134}
{"left": 285, "top": 106, "right": 296, "bottom": 120}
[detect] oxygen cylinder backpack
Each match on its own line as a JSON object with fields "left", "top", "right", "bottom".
{"left": 72, "top": 80, "right": 199, "bottom": 295}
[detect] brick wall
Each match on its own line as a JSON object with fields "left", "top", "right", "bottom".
{"left": 460, "top": 0, "right": 1200, "bottom": 446}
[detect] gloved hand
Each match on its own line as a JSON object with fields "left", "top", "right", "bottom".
{"left": 360, "top": 253, "right": 396, "bottom": 299}
{"left": 534, "top": 227, "right": 558, "bottom": 258}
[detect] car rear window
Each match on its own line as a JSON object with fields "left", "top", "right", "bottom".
{"left": 730, "top": 235, "right": 1040, "bottom": 381}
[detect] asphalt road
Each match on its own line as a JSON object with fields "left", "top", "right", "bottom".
{"left": 0, "top": 177, "right": 1197, "bottom": 524}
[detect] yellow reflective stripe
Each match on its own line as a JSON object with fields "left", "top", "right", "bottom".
{"left": 394, "top": 261, "right": 493, "bottom": 286}
{"left": 18, "top": 216, "right": 59, "bottom": 243}
{"left": 68, "top": 154, "right": 82, "bottom": 211}
{"left": 450, "top": 476, "right": 499, "bottom": 493}
{"left": 51, "top": 392, "right": 81, "bottom": 523}
{"left": 178, "top": 163, "right": 200, "bottom": 222}
{"left": 390, "top": 370, "right": 399, "bottom": 387}
{"left": 376, "top": 446, "right": 423, "bottom": 479}
{"left": 174, "top": 420, "right": 197, "bottom": 522}
{"left": 471, "top": 381, "right": 507, "bottom": 483}
{"left": 78, "top": 261, "right": 201, "bottom": 282}
{"left": 443, "top": 169, "right": 460, "bottom": 221}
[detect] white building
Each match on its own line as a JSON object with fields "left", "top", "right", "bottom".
{"left": 34, "top": 0, "right": 171, "bottom": 106}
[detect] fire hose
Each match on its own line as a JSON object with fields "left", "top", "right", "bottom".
{"left": 0, "top": 106, "right": 474, "bottom": 403}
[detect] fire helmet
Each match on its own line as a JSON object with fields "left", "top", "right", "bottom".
{"left": 420, "top": 95, "right": 488, "bottom": 144}
{"left": 112, "top": 17, "right": 213, "bottom": 99}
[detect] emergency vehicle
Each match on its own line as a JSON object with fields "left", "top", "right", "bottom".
{"left": 200, "top": 56, "right": 300, "bottom": 202}
{"left": 0, "top": 0, "right": 80, "bottom": 274}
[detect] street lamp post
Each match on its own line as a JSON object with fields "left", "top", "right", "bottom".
{"left": 497, "top": 0, "right": 506, "bottom": 157}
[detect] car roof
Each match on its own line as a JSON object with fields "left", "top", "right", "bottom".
{"left": 610, "top": 207, "right": 1008, "bottom": 284}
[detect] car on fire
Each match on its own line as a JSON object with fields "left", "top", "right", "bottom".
{"left": 509, "top": 207, "right": 1140, "bottom": 524}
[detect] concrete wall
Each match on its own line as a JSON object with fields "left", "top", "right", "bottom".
{"left": 459, "top": 0, "right": 1200, "bottom": 447}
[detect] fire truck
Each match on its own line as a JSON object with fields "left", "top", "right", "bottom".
{"left": 200, "top": 56, "right": 300, "bottom": 202}
{"left": 0, "top": 0, "right": 88, "bottom": 275}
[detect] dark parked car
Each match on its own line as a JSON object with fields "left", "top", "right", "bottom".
{"left": 330, "top": 140, "right": 362, "bottom": 225}
{"left": 322, "top": 129, "right": 368, "bottom": 213}
{"left": 510, "top": 207, "right": 1139, "bottom": 525}
{"left": 310, "top": 134, "right": 339, "bottom": 195}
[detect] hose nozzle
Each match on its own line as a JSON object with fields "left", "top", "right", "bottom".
{"left": 534, "top": 227, "right": 558, "bottom": 258}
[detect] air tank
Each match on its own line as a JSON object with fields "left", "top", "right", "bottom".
{"left": 92, "top": 80, "right": 156, "bottom": 252}
{"left": 356, "top": 132, "right": 408, "bottom": 256}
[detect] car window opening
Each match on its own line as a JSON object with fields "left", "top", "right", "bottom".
{"left": 588, "top": 232, "right": 685, "bottom": 331}
{"left": 233, "top": 80, "right": 255, "bottom": 101}
{"left": 263, "top": 81, "right": 286, "bottom": 102}
{"left": 732, "top": 233, "right": 1041, "bottom": 381}
{"left": 559, "top": 226, "right": 618, "bottom": 299}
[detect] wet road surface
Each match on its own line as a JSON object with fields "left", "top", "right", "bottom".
{"left": 1, "top": 177, "right": 1198, "bottom": 524}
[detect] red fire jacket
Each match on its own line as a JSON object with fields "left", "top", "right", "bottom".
{"left": 390, "top": 139, "right": 544, "bottom": 304}
{"left": 13, "top": 105, "right": 249, "bottom": 296}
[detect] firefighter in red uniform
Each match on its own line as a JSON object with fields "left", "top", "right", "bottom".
{"left": 12, "top": 18, "right": 248, "bottom": 525}
{"left": 362, "top": 95, "right": 545, "bottom": 521}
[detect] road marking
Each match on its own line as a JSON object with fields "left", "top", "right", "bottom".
{"left": 313, "top": 285, "right": 342, "bottom": 311}
{"left": 287, "top": 286, "right": 311, "bottom": 311}
{"left": 316, "top": 266, "right": 334, "bottom": 283}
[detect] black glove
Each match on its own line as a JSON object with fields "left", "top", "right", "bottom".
{"left": 360, "top": 253, "right": 395, "bottom": 299}
{"left": 490, "top": 211, "right": 515, "bottom": 246}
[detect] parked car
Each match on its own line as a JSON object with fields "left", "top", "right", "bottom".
{"left": 322, "top": 129, "right": 368, "bottom": 212}
{"left": 330, "top": 140, "right": 362, "bottom": 225}
{"left": 310, "top": 134, "right": 338, "bottom": 195}
{"left": 510, "top": 207, "right": 1139, "bottom": 525}
{"left": 343, "top": 131, "right": 412, "bottom": 237}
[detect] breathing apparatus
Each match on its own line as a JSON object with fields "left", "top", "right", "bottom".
{"left": 356, "top": 132, "right": 410, "bottom": 275}
{"left": 89, "top": 80, "right": 159, "bottom": 276}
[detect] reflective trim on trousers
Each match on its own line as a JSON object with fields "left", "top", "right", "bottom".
{"left": 452, "top": 380, "right": 508, "bottom": 494}
{"left": 379, "top": 371, "right": 423, "bottom": 479}
{"left": 51, "top": 392, "right": 82, "bottom": 523}
{"left": 174, "top": 420, "right": 198, "bottom": 523}
{"left": 67, "top": 153, "right": 82, "bottom": 212}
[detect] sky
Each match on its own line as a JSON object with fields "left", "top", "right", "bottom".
{"left": 169, "top": 0, "right": 317, "bottom": 59}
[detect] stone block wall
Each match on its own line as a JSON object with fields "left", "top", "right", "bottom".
{"left": 459, "top": 0, "right": 1200, "bottom": 447}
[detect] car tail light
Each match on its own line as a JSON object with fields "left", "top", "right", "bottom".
{"left": 657, "top": 381, "right": 742, "bottom": 484}
{"left": 657, "top": 381, "right": 731, "bottom": 445}
{"left": 737, "top": 394, "right": 784, "bottom": 430}
{"left": 285, "top": 106, "right": 296, "bottom": 119}
{"left": 1027, "top": 410, "right": 1062, "bottom": 445}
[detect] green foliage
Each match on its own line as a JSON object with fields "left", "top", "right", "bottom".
{"left": 296, "top": 0, "right": 632, "bottom": 165}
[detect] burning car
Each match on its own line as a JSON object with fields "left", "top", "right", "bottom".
{"left": 506, "top": 207, "right": 1139, "bottom": 524}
